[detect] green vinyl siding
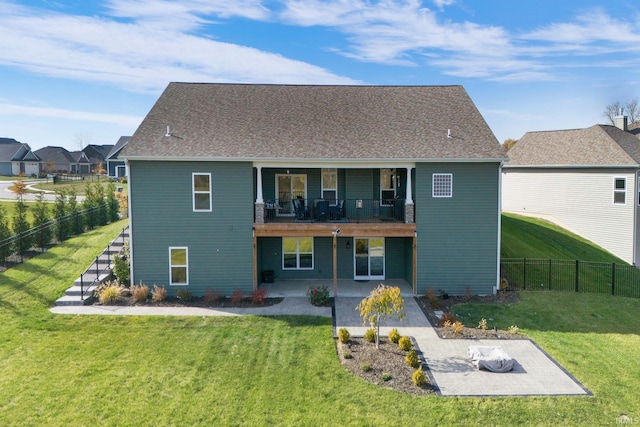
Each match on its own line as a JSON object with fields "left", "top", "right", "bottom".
{"left": 415, "top": 162, "right": 500, "bottom": 295}
{"left": 129, "top": 160, "right": 254, "bottom": 296}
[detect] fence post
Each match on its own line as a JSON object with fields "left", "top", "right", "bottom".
{"left": 80, "top": 274, "right": 84, "bottom": 301}
{"left": 548, "top": 258, "right": 552, "bottom": 291}
{"left": 523, "top": 258, "right": 527, "bottom": 290}
{"left": 575, "top": 260, "right": 579, "bottom": 292}
{"left": 96, "top": 256, "right": 100, "bottom": 281}
{"left": 611, "top": 263, "right": 616, "bottom": 296}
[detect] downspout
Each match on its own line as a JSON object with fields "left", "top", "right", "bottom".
{"left": 496, "top": 160, "right": 504, "bottom": 292}
{"left": 125, "top": 159, "right": 134, "bottom": 285}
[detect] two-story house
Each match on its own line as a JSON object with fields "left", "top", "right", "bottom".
{"left": 121, "top": 83, "right": 506, "bottom": 297}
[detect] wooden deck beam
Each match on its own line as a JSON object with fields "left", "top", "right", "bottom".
{"left": 253, "top": 222, "right": 416, "bottom": 237}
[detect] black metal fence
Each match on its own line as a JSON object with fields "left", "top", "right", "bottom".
{"left": 501, "top": 258, "right": 640, "bottom": 299}
{"left": 264, "top": 198, "right": 405, "bottom": 223}
{"left": 79, "top": 226, "right": 128, "bottom": 300}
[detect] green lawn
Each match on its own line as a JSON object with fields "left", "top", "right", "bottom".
{"left": 501, "top": 213, "right": 626, "bottom": 262}
{"left": 0, "top": 200, "right": 55, "bottom": 225}
{"left": 0, "top": 220, "right": 639, "bottom": 425}
{"left": 31, "top": 179, "right": 127, "bottom": 196}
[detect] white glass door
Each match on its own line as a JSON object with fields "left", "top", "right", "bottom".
{"left": 276, "top": 174, "right": 306, "bottom": 216}
{"left": 354, "top": 238, "right": 385, "bottom": 280}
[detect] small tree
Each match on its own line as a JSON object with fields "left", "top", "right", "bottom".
{"left": 0, "top": 205, "right": 12, "bottom": 265}
{"left": 356, "top": 284, "right": 406, "bottom": 349}
{"left": 94, "top": 182, "right": 107, "bottom": 226}
{"left": 83, "top": 183, "right": 97, "bottom": 230}
{"left": 106, "top": 180, "right": 119, "bottom": 223}
{"left": 67, "top": 188, "right": 84, "bottom": 235}
{"left": 32, "top": 193, "right": 52, "bottom": 250}
{"left": 11, "top": 180, "right": 28, "bottom": 201}
{"left": 12, "top": 198, "right": 32, "bottom": 259}
{"left": 54, "top": 190, "right": 70, "bottom": 242}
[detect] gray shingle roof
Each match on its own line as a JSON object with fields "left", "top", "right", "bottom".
{"left": 122, "top": 83, "right": 505, "bottom": 161}
{"left": 107, "top": 136, "right": 131, "bottom": 160}
{"left": 505, "top": 125, "right": 640, "bottom": 167}
{"left": 35, "top": 146, "right": 75, "bottom": 164}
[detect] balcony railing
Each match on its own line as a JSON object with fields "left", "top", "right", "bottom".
{"left": 263, "top": 198, "right": 406, "bottom": 223}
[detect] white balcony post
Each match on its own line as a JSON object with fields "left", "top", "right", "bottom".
{"left": 405, "top": 167, "right": 413, "bottom": 204}
{"left": 256, "top": 166, "right": 263, "bottom": 203}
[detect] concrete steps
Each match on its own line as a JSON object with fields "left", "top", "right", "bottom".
{"left": 55, "top": 226, "right": 129, "bottom": 306}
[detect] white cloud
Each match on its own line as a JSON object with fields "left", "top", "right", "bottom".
{"left": 0, "top": 1, "right": 357, "bottom": 95}
{"left": 0, "top": 103, "right": 142, "bottom": 127}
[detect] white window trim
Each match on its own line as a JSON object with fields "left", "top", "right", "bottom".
{"left": 169, "top": 247, "right": 189, "bottom": 286}
{"left": 192, "top": 172, "right": 212, "bottom": 212}
{"left": 322, "top": 168, "right": 338, "bottom": 203}
{"left": 432, "top": 173, "right": 453, "bottom": 198}
{"left": 282, "top": 237, "right": 314, "bottom": 270}
{"left": 614, "top": 176, "right": 626, "bottom": 205}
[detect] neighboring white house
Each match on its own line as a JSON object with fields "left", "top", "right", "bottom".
{"left": 502, "top": 116, "right": 640, "bottom": 265}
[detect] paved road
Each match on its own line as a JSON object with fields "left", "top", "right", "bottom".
{"left": 0, "top": 180, "right": 84, "bottom": 201}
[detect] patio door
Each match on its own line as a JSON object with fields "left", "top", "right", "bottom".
{"left": 354, "top": 238, "right": 385, "bottom": 280}
{"left": 276, "top": 174, "right": 306, "bottom": 216}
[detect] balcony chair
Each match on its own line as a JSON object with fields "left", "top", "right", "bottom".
{"left": 329, "top": 200, "right": 345, "bottom": 221}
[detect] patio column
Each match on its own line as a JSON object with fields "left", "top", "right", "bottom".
{"left": 405, "top": 167, "right": 413, "bottom": 204}
{"left": 333, "top": 230, "right": 338, "bottom": 297}
{"left": 255, "top": 166, "right": 265, "bottom": 224}
{"left": 405, "top": 167, "right": 414, "bottom": 224}
{"left": 413, "top": 230, "right": 417, "bottom": 296}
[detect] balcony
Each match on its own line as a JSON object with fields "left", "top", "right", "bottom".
{"left": 262, "top": 198, "right": 407, "bottom": 224}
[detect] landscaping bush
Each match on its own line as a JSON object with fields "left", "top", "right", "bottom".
{"left": 382, "top": 373, "right": 392, "bottom": 382}
{"left": 176, "top": 288, "right": 193, "bottom": 302}
{"left": 204, "top": 288, "right": 221, "bottom": 305}
{"left": 405, "top": 350, "right": 419, "bottom": 368}
{"left": 338, "top": 328, "right": 350, "bottom": 344}
{"left": 250, "top": 289, "right": 267, "bottom": 304}
{"left": 360, "top": 361, "right": 372, "bottom": 372}
{"left": 97, "top": 280, "right": 124, "bottom": 305}
{"left": 398, "top": 336, "right": 412, "bottom": 351}
{"left": 306, "top": 285, "right": 330, "bottom": 306}
{"left": 439, "top": 311, "right": 458, "bottom": 326}
{"left": 508, "top": 325, "right": 520, "bottom": 335}
{"left": 477, "top": 318, "right": 488, "bottom": 330}
{"left": 131, "top": 283, "right": 149, "bottom": 303}
{"left": 364, "top": 328, "right": 376, "bottom": 343}
{"left": 388, "top": 328, "right": 400, "bottom": 344}
{"left": 113, "top": 242, "right": 130, "bottom": 286}
{"left": 231, "top": 289, "right": 245, "bottom": 306}
{"left": 451, "top": 321, "right": 464, "bottom": 335}
{"left": 425, "top": 288, "right": 439, "bottom": 309}
{"left": 151, "top": 285, "right": 166, "bottom": 302}
{"left": 412, "top": 367, "right": 426, "bottom": 386}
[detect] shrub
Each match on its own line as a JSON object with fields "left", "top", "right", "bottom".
{"left": 425, "top": 288, "right": 439, "bottom": 309}
{"left": 440, "top": 311, "right": 458, "bottom": 326}
{"left": 151, "top": 285, "right": 166, "bottom": 302}
{"left": 508, "top": 325, "right": 520, "bottom": 335}
{"left": 388, "top": 328, "right": 400, "bottom": 344}
{"left": 382, "top": 373, "right": 392, "bottom": 381}
{"left": 176, "top": 288, "right": 193, "bottom": 302}
{"left": 307, "top": 285, "right": 330, "bottom": 306}
{"left": 250, "top": 289, "right": 267, "bottom": 304}
{"left": 405, "top": 350, "right": 419, "bottom": 368}
{"left": 343, "top": 352, "right": 353, "bottom": 360}
{"left": 364, "top": 328, "right": 376, "bottom": 343}
{"left": 398, "top": 336, "right": 412, "bottom": 351}
{"left": 412, "top": 367, "right": 426, "bottom": 386}
{"left": 97, "top": 280, "right": 124, "bottom": 305}
{"left": 231, "top": 289, "right": 245, "bottom": 305}
{"left": 451, "top": 321, "right": 464, "bottom": 335}
{"left": 477, "top": 318, "right": 488, "bottom": 330}
{"left": 113, "top": 242, "right": 130, "bottom": 285}
{"left": 338, "top": 328, "right": 350, "bottom": 344}
{"left": 204, "top": 288, "right": 221, "bottom": 305}
{"left": 360, "top": 361, "right": 372, "bottom": 372}
{"left": 131, "top": 283, "right": 149, "bottom": 303}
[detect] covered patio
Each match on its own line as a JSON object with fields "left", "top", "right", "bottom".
{"left": 259, "top": 278, "right": 414, "bottom": 298}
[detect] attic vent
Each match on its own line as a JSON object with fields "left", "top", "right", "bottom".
{"left": 165, "top": 126, "right": 171, "bottom": 137}
{"left": 447, "top": 129, "right": 452, "bottom": 138}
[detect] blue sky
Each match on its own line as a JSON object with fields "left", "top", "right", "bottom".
{"left": 1, "top": 0, "right": 640, "bottom": 151}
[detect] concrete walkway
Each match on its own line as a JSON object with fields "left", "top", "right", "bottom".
{"left": 50, "top": 293, "right": 590, "bottom": 397}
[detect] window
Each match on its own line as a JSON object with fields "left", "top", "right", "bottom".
{"left": 322, "top": 168, "right": 337, "bottom": 203}
{"left": 169, "top": 247, "right": 188, "bottom": 285}
{"left": 614, "top": 177, "right": 626, "bottom": 204}
{"left": 432, "top": 173, "right": 453, "bottom": 197}
{"left": 192, "top": 173, "right": 212, "bottom": 211}
{"left": 282, "top": 237, "right": 314, "bottom": 270}
{"left": 380, "top": 168, "right": 396, "bottom": 205}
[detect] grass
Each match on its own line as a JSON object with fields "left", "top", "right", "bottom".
{"left": 0, "top": 220, "right": 639, "bottom": 424}
{"left": 501, "top": 213, "right": 626, "bottom": 263}
{"left": 32, "top": 179, "right": 127, "bottom": 196}
{"left": 0, "top": 200, "right": 55, "bottom": 224}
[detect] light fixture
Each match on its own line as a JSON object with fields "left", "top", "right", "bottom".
{"left": 346, "top": 240, "right": 351, "bottom": 249}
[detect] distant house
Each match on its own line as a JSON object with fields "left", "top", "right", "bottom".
{"left": 0, "top": 138, "right": 41, "bottom": 176}
{"left": 502, "top": 116, "right": 640, "bottom": 265}
{"left": 122, "top": 83, "right": 506, "bottom": 297}
{"left": 69, "top": 144, "right": 114, "bottom": 174}
{"left": 35, "top": 146, "right": 76, "bottom": 174}
{"left": 106, "top": 136, "right": 131, "bottom": 178}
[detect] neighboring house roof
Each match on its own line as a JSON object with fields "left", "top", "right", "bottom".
{"left": 505, "top": 124, "right": 640, "bottom": 168}
{"left": 122, "top": 83, "right": 505, "bottom": 161}
{"left": 35, "top": 146, "right": 76, "bottom": 164}
{"left": 628, "top": 121, "right": 640, "bottom": 137}
{"left": 70, "top": 151, "right": 91, "bottom": 163}
{"left": 107, "top": 136, "right": 131, "bottom": 160}
{"left": 0, "top": 140, "right": 39, "bottom": 162}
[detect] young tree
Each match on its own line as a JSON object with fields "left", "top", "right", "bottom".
{"left": 83, "top": 183, "right": 97, "bottom": 230}
{"left": 11, "top": 180, "right": 28, "bottom": 201}
{"left": 32, "top": 193, "right": 52, "bottom": 250}
{"left": 68, "top": 188, "right": 84, "bottom": 235}
{"left": 0, "top": 205, "right": 12, "bottom": 266}
{"left": 94, "top": 182, "right": 107, "bottom": 226}
{"left": 12, "top": 198, "right": 32, "bottom": 259}
{"left": 356, "top": 284, "right": 406, "bottom": 349}
{"left": 54, "top": 190, "right": 70, "bottom": 242}
{"left": 106, "top": 180, "right": 119, "bottom": 223}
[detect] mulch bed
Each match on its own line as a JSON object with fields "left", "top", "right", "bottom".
{"left": 93, "top": 289, "right": 284, "bottom": 308}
